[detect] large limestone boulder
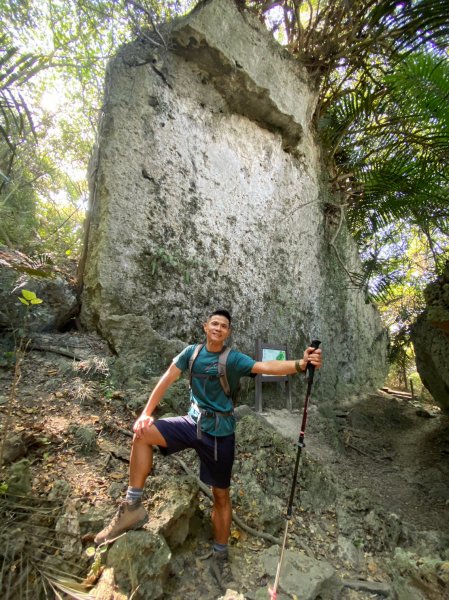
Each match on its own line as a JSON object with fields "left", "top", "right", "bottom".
{"left": 411, "top": 263, "right": 449, "bottom": 411}
{"left": 80, "top": 0, "right": 387, "bottom": 403}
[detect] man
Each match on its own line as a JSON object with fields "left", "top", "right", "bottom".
{"left": 95, "top": 309, "right": 322, "bottom": 591}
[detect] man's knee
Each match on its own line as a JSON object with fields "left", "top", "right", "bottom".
{"left": 212, "top": 486, "right": 231, "bottom": 508}
{"left": 132, "top": 426, "right": 167, "bottom": 448}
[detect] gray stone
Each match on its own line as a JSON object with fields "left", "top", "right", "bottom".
{"left": 148, "top": 475, "right": 199, "bottom": 548}
{"left": 48, "top": 479, "right": 71, "bottom": 500}
{"left": 0, "top": 268, "right": 78, "bottom": 333}
{"left": 106, "top": 530, "right": 171, "bottom": 600}
{"left": 392, "top": 576, "right": 427, "bottom": 600}
{"left": 1, "top": 433, "right": 27, "bottom": 465}
{"left": 411, "top": 262, "right": 449, "bottom": 411}
{"left": 218, "top": 591, "right": 245, "bottom": 600}
{"left": 342, "top": 579, "right": 391, "bottom": 596}
{"left": 80, "top": 0, "right": 387, "bottom": 403}
{"left": 337, "top": 534, "right": 364, "bottom": 569}
{"left": 233, "top": 475, "right": 284, "bottom": 534}
{"left": 234, "top": 412, "right": 337, "bottom": 524}
{"left": 55, "top": 498, "right": 82, "bottom": 557}
{"left": 171, "top": 0, "right": 314, "bottom": 151}
{"left": 411, "top": 313, "right": 449, "bottom": 412}
{"left": 6, "top": 458, "right": 32, "bottom": 495}
{"left": 262, "top": 545, "right": 338, "bottom": 600}
{"left": 253, "top": 589, "right": 290, "bottom": 600}
{"left": 107, "top": 481, "right": 124, "bottom": 499}
{"left": 79, "top": 504, "right": 115, "bottom": 536}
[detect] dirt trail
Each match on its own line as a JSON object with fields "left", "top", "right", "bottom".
{"left": 263, "top": 396, "right": 449, "bottom": 534}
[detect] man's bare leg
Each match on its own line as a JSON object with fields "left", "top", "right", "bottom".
{"left": 210, "top": 486, "right": 237, "bottom": 590}
{"left": 95, "top": 425, "right": 167, "bottom": 544}
{"left": 211, "top": 486, "right": 232, "bottom": 544}
{"left": 129, "top": 426, "right": 168, "bottom": 488}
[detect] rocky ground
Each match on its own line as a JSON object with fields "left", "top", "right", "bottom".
{"left": 1, "top": 336, "right": 448, "bottom": 600}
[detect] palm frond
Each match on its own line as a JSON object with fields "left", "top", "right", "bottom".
{"left": 46, "top": 575, "right": 96, "bottom": 600}
{"left": 0, "top": 247, "right": 55, "bottom": 278}
{"left": 370, "top": 0, "right": 449, "bottom": 52}
{"left": 0, "top": 491, "right": 91, "bottom": 599}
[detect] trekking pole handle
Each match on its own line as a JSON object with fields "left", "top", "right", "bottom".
{"left": 306, "top": 339, "right": 321, "bottom": 380}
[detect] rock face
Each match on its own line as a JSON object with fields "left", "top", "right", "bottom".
{"left": 0, "top": 268, "right": 78, "bottom": 334}
{"left": 262, "top": 546, "right": 338, "bottom": 600}
{"left": 80, "top": 0, "right": 387, "bottom": 402}
{"left": 106, "top": 530, "right": 171, "bottom": 599}
{"left": 411, "top": 262, "right": 449, "bottom": 411}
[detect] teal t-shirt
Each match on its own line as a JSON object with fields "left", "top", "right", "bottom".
{"left": 174, "top": 344, "right": 256, "bottom": 437}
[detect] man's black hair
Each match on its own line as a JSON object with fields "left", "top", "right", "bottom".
{"left": 208, "top": 309, "right": 232, "bottom": 326}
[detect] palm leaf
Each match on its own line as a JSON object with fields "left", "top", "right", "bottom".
{"left": 0, "top": 492, "right": 92, "bottom": 599}
{"left": 46, "top": 575, "right": 96, "bottom": 600}
{"left": 370, "top": 0, "right": 449, "bottom": 51}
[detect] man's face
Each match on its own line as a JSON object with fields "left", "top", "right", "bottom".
{"left": 203, "top": 314, "right": 231, "bottom": 345}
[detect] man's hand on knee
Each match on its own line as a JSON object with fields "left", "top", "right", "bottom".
{"left": 133, "top": 415, "right": 155, "bottom": 438}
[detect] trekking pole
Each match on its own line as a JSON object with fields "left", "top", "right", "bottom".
{"left": 269, "top": 339, "right": 321, "bottom": 600}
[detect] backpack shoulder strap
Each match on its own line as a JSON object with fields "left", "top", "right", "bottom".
{"left": 189, "top": 343, "right": 204, "bottom": 388}
{"left": 218, "top": 347, "right": 232, "bottom": 397}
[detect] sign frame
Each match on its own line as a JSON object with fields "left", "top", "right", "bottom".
{"left": 255, "top": 339, "right": 292, "bottom": 412}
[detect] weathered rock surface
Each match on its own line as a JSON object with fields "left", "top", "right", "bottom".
{"left": 0, "top": 268, "right": 78, "bottom": 334}
{"left": 261, "top": 545, "right": 338, "bottom": 600}
{"left": 80, "top": 0, "right": 387, "bottom": 403}
{"left": 105, "top": 530, "right": 171, "bottom": 600}
{"left": 411, "top": 262, "right": 449, "bottom": 411}
{"left": 147, "top": 474, "right": 199, "bottom": 549}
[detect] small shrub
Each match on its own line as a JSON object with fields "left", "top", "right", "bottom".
{"left": 69, "top": 425, "right": 97, "bottom": 454}
{"left": 72, "top": 356, "right": 109, "bottom": 378}
{"left": 68, "top": 378, "right": 97, "bottom": 404}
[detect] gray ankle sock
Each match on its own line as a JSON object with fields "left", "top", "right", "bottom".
{"left": 213, "top": 541, "right": 228, "bottom": 553}
{"left": 126, "top": 486, "right": 143, "bottom": 503}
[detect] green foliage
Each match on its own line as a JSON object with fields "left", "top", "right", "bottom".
{"left": 0, "top": 350, "right": 15, "bottom": 367}
{"left": 148, "top": 245, "right": 198, "bottom": 283}
{"left": 85, "top": 544, "right": 108, "bottom": 584}
{"left": 0, "top": 29, "right": 50, "bottom": 249}
{"left": 325, "top": 51, "right": 449, "bottom": 313}
{"left": 347, "top": 53, "right": 449, "bottom": 235}
{"left": 99, "top": 378, "right": 116, "bottom": 399}
{"left": 0, "top": 0, "right": 196, "bottom": 269}
{"left": 18, "top": 288, "right": 43, "bottom": 305}
{"left": 310, "top": 25, "right": 449, "bottom": 375}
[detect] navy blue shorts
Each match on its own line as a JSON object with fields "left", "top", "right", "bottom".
{"left": 154, "top": 415, "right": 235, "bottom": 489}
